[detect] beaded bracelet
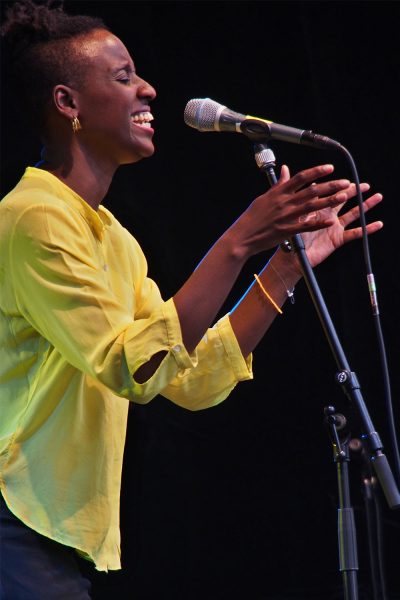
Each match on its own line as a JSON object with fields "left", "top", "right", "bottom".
{"left": 254, "top": 274, "right": 283, "bottom": 315}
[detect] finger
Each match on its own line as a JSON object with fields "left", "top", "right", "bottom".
{"left": 279, "top": 164, "right": 291, "bottom": 183}
{"left": 295, "top": 178, "right": 351, "bottom": 204}
{"left": 323, "top": 182, "right": 371, "bottom": 208}
{"left": 282, "top": 164, "right": 334, "bottom": 193}
{"left": 342, "top": 220, "right": 384, "bottom": 244}
{"left": 340, "top": 193, "right": 383, "bottom": 228}
{"left": 340, "top": 182, "right": 371, "bottom": 201}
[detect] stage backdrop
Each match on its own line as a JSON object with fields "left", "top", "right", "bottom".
{"left": 1, "top": 2, "right": 399, "bottom": 598}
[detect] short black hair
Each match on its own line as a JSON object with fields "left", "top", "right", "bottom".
{"left": 1, "top": 0, "right": 108, "bottom": 129}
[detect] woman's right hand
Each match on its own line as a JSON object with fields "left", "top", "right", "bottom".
{"left": 227, "top": 163, "right": 353, "bottom": 260}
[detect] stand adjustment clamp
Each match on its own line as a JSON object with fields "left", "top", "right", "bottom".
{"left": 335, "top": 370, "right": 360, "bottom": 391}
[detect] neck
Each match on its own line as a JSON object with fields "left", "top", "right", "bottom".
{"left": 38, "top": 144, "right": 118, "bottom": 210}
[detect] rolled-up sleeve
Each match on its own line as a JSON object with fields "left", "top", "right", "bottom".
{"left": 137, "top": 307, "right": 253, "bottom": 410}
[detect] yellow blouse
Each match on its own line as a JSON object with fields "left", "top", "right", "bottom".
{"left": 0, "top": 167, "right": 252, "bottom": 571}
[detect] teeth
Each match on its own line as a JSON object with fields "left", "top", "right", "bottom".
{"left": 132, "top": 112, "right": 154, "bottom": 126}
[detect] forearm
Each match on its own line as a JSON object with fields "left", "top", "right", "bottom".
{"left": 136, "top": 229, "right": 251, "bottom": 382}
{"left": 173, "top": 231, "right": 248, "bottom": 354}
{"left": 229, "top": 248, "right": 302, "bottom": 357}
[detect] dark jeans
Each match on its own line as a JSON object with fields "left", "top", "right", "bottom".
{"left": 0, "top": 493, "right": 92, "bottom": 599}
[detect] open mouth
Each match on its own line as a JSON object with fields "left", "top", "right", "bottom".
{"left": 131, "top": 111, "right": 154, "bottom": 128}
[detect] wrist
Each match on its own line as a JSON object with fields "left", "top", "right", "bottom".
{"left": 219, "top": 227, "right": 253, "bottom": 264}
{"left": 270, "top": 246, "right": 303, "bottom": 286}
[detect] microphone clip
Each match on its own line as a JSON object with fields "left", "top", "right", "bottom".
{"left": 324, "top": 405, "right": 350, "bottom": 462}
{"left": 240, "top": 118, "right": 273, "bottom": 142}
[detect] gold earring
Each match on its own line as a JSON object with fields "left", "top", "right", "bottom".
{"left": 71, "top": 116, "right": 82, "bottom": 133}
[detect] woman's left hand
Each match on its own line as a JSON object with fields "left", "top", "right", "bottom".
{"left": 300, "top": 182, "right": 383, "bottom": 268}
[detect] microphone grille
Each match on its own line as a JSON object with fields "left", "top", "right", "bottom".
{"left": 184, "top": 98, "right": 225, "bottom": 131}
{"left": 254, "top": 147, "right": 276, "bottom": 170}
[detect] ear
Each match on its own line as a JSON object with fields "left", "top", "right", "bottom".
{"left": 53, "top": 85, "right": 79, "bottom": 119}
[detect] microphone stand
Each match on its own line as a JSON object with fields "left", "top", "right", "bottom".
{"left": 252, "top": 142, "right": 400, "bottom": 599}
{"left": 324, "top": 406, "right": 359, "bottom": 599}
{"left": 349, "top": 437, "right": 388, "bottom": 599}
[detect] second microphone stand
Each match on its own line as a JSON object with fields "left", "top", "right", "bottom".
{"left": 252, "top": 142, "right": 400, "bottom": 599}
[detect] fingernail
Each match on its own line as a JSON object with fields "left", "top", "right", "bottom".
{"left": 322, "top": 164, "right": 334, "bottom": 172}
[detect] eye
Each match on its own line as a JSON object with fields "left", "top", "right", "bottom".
{"left": 117, "top": 78, "right": 130, "bottom": 85}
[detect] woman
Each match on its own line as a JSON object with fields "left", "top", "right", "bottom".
{"left": 0, "top": 1, "right": 383, "bottom": 598}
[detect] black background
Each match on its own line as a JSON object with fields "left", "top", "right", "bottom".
{"left": 1, "top": 1, "right": 400, "bottom": 598}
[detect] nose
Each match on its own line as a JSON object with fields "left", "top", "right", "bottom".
{"left": 137, "top": 77, "right": 156, "bottom": 102}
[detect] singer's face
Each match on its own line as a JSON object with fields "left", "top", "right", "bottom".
{"left": 69, "top": 29, "right": 156, "bottom": 166}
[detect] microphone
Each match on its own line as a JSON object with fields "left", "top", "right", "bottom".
{"left": 184, "top": 98, "right": 341, "bottom": 149}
